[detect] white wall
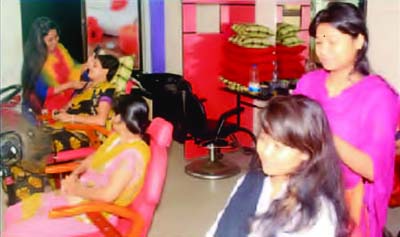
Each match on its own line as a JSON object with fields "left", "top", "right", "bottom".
{"left": 142, "top": 0, "right": 152, "bottom": 73}
{"left": 0, "top": 0, "right": 23, "bottom": 88}
{"left": 367, "top": 0, "right": 400, "bottom": 92}
{"left": 165, "top": 0, "right": 182, "bottom": 74}
{"left": 254, "top": 0, "right": 277, "bottom": 134}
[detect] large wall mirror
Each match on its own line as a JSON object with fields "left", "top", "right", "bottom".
{"left": 85, "top": 0, "right": 142, "bottom": 71}
{"left": 20, "top": 0, "right": 86, "bottom": 63}
{"left": 20, "top": 0, "right": 142, "bottom": 71}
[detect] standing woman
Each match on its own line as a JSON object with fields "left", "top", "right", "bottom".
{"left": 294, "top": 2, "right": 399, "bottom": 236}
{"left": 21, "top": 17, "right": 84, "bottom": 117}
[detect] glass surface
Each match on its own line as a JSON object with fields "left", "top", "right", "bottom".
{"left": 85, "top": 0, "right": 141, "bottom": 70}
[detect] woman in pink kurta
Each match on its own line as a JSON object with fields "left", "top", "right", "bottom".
{"left": 294, "top": 3, "right": 399, "bottom": 237}
{"left": 3, "top": 94, "right": 151, "bottom": 237}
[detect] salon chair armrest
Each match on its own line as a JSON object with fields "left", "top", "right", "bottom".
{"left": 49, "top": 201, "right": 144, "bottom": 237}
{"left": 215, "top": 107, "right": 244, "bottom": 136}
{"left": 45, "top": 162, "right": 80, "bottom": 174}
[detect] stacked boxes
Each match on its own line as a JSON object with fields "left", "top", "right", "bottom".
{"left": 276, "top": 22, "right": 306, "bottom": 80}
{"left": 221, "top": 23, "right": 276, "bottom": 86}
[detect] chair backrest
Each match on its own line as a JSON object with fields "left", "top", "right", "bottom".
{"left": 118, "top": 117, "right": 173, "bottom": 237}
{"left": 110, "top": 55, "right": 135, "bottom": 95}
{"left": 136, "top": 73, "right": 192, "bottom": 143}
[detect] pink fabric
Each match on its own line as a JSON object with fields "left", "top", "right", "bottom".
{"left": 3, "top": 193, "right": 111, "bottom": 237}
{"left": 3, "top": 147, "right": 143, "bottom": 237}
{"left": 294, "top": 69, "right": 399, "bottom": 237}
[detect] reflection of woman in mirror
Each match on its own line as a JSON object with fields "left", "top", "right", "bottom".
{"left": 21, "top": 17, "right": 84, "bottom": 120}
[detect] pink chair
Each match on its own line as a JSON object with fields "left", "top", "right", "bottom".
{"left": 48, "top": 117, "right": 173, "bottom": 237}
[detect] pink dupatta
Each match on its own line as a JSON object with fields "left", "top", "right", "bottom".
{"left": 294, "top": 69, "right": 399, "bottom": 237}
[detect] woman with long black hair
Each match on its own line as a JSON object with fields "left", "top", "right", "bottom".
{"left": 207, "top": 95, "right": 349, "bottom": 237}
{"left": 21, "top": 17, "right": 84, "bottom": 117}
{"left": 294, "top": 2, "right": 398, "bottom": 236}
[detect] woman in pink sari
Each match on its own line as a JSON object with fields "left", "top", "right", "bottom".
{"left": 3, "top": 94, "right": 151, "bottom": 237}
{"left": 294, "top": 2, "right": 398, "bottom": 237}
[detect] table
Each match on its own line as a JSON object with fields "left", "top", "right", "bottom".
{"left": 222, "top": 81, "right": 291, "bottom": 127}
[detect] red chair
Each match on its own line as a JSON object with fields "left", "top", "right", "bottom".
{"left": 48, "top": 117, "right": 173, "bottom": 237}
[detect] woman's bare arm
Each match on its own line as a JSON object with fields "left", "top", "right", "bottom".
{"left": 62, "top": 160, "right": 134, "bottom": 202}
{"left": 333, "top": 135, "right": 374, "bottom": 181}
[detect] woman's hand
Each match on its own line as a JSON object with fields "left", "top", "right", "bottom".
{"left": 54, "top": 81, "right": 86, "bottom": 94}
{"left": 69, "top": 81, "right": 87, "bottom": 90}
{"left": 61, "top": 174, "right": 80, "bottom": 196}
{"left": 71, "top": 156, "right": 92, "bottom": 177}
{"left": 333, "top": 135, "right": 373, "bottom": 181}
{"left": 53, "top": 110, "right": 73, "bottom": 123}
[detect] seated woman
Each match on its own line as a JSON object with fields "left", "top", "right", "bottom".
{"left": 207, "top": 95, "right": 350, "bottom": 237}
{"left": 3, "top": 94, "right": 151, "bottom": 237}
{"left": 50, "top": 54, "right": 119, "bottom": 152}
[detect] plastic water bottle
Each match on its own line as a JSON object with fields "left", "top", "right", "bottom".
{"left": 248, "top": 64, "right": 261, "bottom": 93}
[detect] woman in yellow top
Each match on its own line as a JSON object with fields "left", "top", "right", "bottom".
{"left": 51, "top": 54, "right": 119, "bottom": 152}
{"left": 3, "top": 94, "right": 151, "bottom": 237}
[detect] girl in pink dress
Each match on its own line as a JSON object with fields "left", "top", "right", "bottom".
{"left": 3, "top": 94, "right": 151, "bottom": 237}
{"left": 294, "top": 2, "right": 398, "bottom": 237}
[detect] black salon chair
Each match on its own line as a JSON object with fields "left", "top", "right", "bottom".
{"left": 134, "top": 72, "right": 256, "bottom": 179}
{"left": 134, "top": 73, "right": 192, "bottom": 143}
{"left": 183, "top": 92, "right": 256, "bottom": 179}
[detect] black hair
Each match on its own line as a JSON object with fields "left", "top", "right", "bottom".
{"left": 113, "top": 94, "right": 150, "bottom": 142}
{"left": 96, "top": 55, "right": 120, "bottom": 81}
{"left": 253, "top": 95, "right": 350, "bottom": 237}
{"left": 21, "top": 17, "right": 60, "bottom": 98}
{"left": 309, "top": 2, "right": 370, "bottom": 75}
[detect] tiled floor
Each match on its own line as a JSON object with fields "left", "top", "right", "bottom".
{"left": 1, "top": 142, "right": 400, "bottom": 236}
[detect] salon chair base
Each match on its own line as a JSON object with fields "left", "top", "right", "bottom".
{"left": 185, "top": 144, "right": 240, "bottom": 180}
{"left": 185, "top": 158, "right": 240, "bottom": 179}
{"left": 185, "top": 141, "right": 241, "bottom": 179}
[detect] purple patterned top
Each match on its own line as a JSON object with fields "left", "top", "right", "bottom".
{"left": 294, "top": 69, "right": 399, "bottom": 237}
